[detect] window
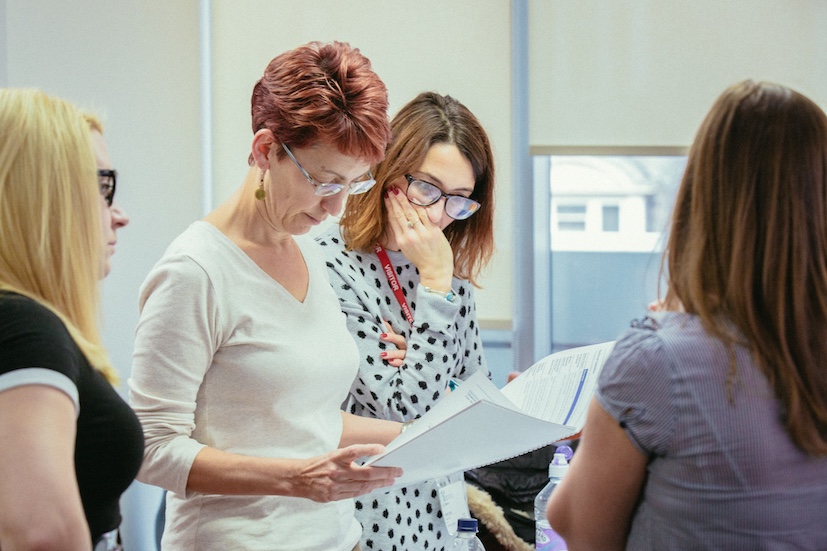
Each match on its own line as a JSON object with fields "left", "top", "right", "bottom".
{"left": 556, "top": 204, "right": 587, "bottom": 231}
{"left": 602, "top": 205, "right": 619, "bottom": 232}
{"left": 535, "top": 151, "right": 687, "bottom": 353}
{"left": 548, "top": 155, "right": 684, "bottom": 253}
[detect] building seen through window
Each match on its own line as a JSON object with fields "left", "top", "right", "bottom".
{"left": 480, "top": 153, "right": 686, "bottom": 379}
{"left": 550, "top": 155, "right": 685, "bottom": 252}
{"left": 546, "top": 154, "right": 686, "bottom": 350}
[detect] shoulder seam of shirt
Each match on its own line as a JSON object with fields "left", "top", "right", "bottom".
{"left": 0, "top": 367, "right": 80, "bottom": 417}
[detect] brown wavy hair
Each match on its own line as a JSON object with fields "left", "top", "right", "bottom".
{"left": 339, "top": 92, "right": 495, "bottom": 285}
{"left": 250, "top": 41, "right": 391, "bottom": 165}
{"left": 663, "top": 80, "right": 827, "bottom": 455}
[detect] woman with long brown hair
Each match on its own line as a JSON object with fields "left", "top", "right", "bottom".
{"left": 546, "top": 80, "right": 827, "bottom": 550}
{"left": 316, "top": 91, "right": 496, "bottom": 550}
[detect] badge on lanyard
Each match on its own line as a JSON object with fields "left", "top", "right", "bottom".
{"left": 437, "top": 471, "right": 470, "bottom": 536}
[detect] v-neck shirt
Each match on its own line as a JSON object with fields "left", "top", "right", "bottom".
{"left": 129, "top": 221, "right": 361, "bottom": 550}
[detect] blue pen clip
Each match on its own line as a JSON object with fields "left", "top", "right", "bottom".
{"left": 448, "top": 379, "right": 459, "bottom": 392}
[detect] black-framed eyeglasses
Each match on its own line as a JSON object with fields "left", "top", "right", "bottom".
{"left": 98, "top": 169, "right": 117, "bottom": 207}
{"left": 404, "top": 174, "right": 481, "bottom": 220}
{"left": 282, "top": 143, "right": 376, "bottom": 197}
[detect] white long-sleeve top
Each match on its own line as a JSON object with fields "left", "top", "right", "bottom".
{"left": 129, "top": 221, "right": 361, "bottom": 551}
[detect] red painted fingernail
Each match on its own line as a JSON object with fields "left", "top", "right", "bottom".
{"left": 384, "top": 190, "right": 389, "bottom": 198}
{"left": 380, "top": 352, "right": 388, "bottom": 358}
{"left": 380, "top": 333, "right": 387, "bottom": 339}
{"left": 392, "top": 187, "right": 400, "bottom": 195}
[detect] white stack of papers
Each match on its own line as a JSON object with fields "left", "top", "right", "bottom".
{"left": 363, "top": 341, "right": 616, "bottom": 489}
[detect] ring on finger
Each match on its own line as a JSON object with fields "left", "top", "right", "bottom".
{"left": 406, "top": 220, "right": 416, "bottom": 229}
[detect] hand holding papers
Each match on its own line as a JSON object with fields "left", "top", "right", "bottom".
{"left": 364, "top": 341, "right": 616, "bottom": 489}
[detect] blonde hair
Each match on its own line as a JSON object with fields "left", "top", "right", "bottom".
{"left": 83, "top": 111, "right": 104, "bottom": 134}
{"left": 0, "top": 89, "right": 117, "bottom": 383}
{"left": 663, "top": 80, "right": 827, "bottom": 455}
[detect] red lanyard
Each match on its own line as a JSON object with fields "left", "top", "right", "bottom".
{"left": 374, "top": 243, "right": 414, "bottom": 324}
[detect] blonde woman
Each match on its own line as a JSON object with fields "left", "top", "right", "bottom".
{"left": 0, "top": 89, "right": 143, "bottom": 551}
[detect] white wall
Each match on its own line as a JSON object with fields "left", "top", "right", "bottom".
{"left": 3, "top": 2, "right": 202, "bottom": 549}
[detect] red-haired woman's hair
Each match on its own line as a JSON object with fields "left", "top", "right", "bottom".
{"left": 251, "top": 41, "right": 391, "bottom": 164}
{"left": 339, "top": 92, "right": 495, "bottom": 285}
{"left": 663, "top": 80, "right": 827, "bottom": 455}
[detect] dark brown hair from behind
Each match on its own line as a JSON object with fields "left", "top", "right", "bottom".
{"left": 339, "top": 92, "right": 495, "bottom": 285}
{"left": 250, "top": 41, "right": 391, "bottom": 165}
{"left": 663, "top": 80, "right": 827, "bottom": 455}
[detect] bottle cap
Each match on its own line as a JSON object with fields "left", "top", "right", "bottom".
{"left": 555, "top": 444, "right": 574, "bottom": 461}
{"left": 548, "top": 451, "right": 569, "bottom": 478}
{"left": 456, "top": 518, "right": 479, "bottom": 532}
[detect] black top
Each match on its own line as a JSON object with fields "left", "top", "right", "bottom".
{"left": 0, "top": 291, "right": 144, "bottom": 540}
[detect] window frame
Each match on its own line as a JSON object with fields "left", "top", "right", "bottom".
{"left": 527, "top": 146, "right": 688, "bottom": 359}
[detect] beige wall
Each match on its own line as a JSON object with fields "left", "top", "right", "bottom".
{"left": 210, "top": 0, "right": 514, "bottom": 324}
{"left": 530, "top": 0, "right": 827, "bottom": 148}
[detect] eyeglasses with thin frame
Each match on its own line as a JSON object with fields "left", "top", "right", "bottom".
{"left": 98, "top": 169, "right": 117, "bottom": 207}
{"left": 281, "top": 143, "right": 376, "bottom": 197}
{"left": 404, "top": 174, "right": 481, "bottom": 220}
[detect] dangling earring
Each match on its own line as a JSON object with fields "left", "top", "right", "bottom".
{"left": 255, "top": 169, "right": 266, "bottom": 201}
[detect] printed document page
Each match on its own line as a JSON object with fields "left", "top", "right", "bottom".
{"left": 375, "top": 371, "right": 517, "bottom": 457}
{"left": 501, "top": 341, "right": 616, "bottom": 429}
{"left": 364, "top": 341, "right": 616, "bottom": 488}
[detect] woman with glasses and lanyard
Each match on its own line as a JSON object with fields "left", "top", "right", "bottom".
{"left": 316, "top": 91, "right": 495, "bottom": 551}
{"left": 128, "top": 42, "right": 403, "bottom": 551}
{"left": 0, "top": 89, "right": 142, "bottom": 551}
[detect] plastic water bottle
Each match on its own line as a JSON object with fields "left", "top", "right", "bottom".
{"left": 534, "top": 445, "right": 572, "bottom": 551}
{"left": 450, "top": 517, "right": 485, "bottom": 550}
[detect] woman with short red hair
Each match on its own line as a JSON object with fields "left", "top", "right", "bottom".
{"left": 129, "top": 42, "right": 403, "bottom": 551}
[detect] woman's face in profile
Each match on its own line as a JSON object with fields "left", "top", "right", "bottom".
{"left": 91, "top": 130, "right": 129, "bottom": 278}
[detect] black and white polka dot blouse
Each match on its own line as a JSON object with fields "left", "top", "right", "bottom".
{"left": 316, "top": 226, "right": 489, "bottom": 550}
